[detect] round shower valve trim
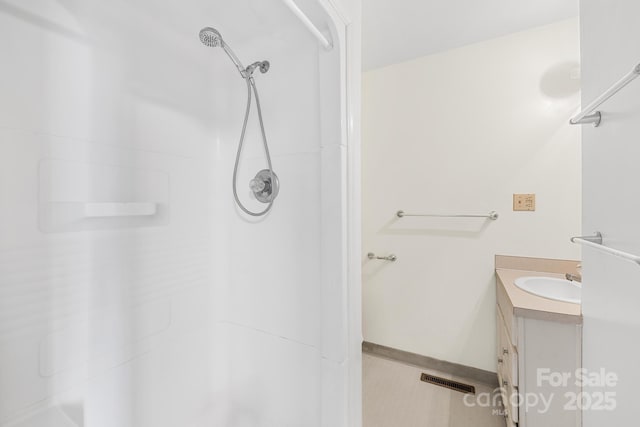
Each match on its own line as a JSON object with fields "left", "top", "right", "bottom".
{"left": 250, "top": 169, "right": 279, "bottom": 203}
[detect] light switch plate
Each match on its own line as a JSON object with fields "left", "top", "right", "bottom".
{"left": 513, "top": 194, "right": 535, "bottom": 211}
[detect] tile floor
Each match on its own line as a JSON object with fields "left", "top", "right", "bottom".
{"left": 363, "top": 353, "right": 506, "bottom": 427}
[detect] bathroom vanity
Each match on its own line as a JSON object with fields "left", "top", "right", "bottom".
{"left": 495, "top": 256, "right": 582, "bottom": 427}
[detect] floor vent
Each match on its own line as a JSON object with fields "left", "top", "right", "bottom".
{"left": 420, "top": 373, "right": 476, "bottom": 395}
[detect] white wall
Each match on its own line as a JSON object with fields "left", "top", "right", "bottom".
{"left": 0, "top": 1, "right": 350, "bottom": 426}
{"left": 209, "top": 14, "right": 349, "bottom": 425}
{"left": 362, "top": 18, "right": 582, "bottom": 372}
{"left": 580, "top": 1, "right": 640, "bottom": 425}
{"left": 317, "top": 1, "right": 364, "bottom": 425}
{"left": 0, "top": 2, "right": 220, "bottom": 425}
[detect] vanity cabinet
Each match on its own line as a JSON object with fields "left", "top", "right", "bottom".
{"left": 496, "top": 272, "right": 582, "bottom": 427}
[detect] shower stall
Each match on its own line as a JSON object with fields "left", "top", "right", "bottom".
{"left": 0, "top": 0, "right": 361, "bottom": 426}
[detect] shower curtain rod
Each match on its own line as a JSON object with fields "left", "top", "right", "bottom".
{"left": 570, "top": 61, "right": 640, "bottom": 127}
{"left": 571, "top": 232, "right": 640, "bottom": 266}
{"left": 281, "top": 0, "right": 333, "bottom": 50}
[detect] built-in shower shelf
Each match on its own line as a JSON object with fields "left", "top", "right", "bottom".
{"left": 84, "top": 202, "right": 158, "bottom": 218}
{"left": 38, "top": 158, "right": 170, "bottom": 232}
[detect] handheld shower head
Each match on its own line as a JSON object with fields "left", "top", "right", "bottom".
{"left": 199, "top": 27, "right": 222, "bottom": 47}
{"left": 199, "top": 27, "right": 270, "bottom": 79}
{"left": 198, "top": 26, "right": 277, "bottom": 216}
{"left": 199, "top": 26, "right": 249, "bottom": 78}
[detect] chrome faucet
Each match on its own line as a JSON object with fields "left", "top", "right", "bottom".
{"left": 565, "top": 273, "right": 582, "bottom": 283}
{"left": 566, "top": 264, "right": 582, "bottom": 283}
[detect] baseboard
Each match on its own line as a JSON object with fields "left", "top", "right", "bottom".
{"left": 362, "top": 341, "right": 498, "bottom": 388}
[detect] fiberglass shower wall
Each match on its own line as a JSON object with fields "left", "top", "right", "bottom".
{"left": 0, "top": 1, "right": 348, "bottom": 426}
{"left": 207, "top": 2, "right": 347, "bottom": 426}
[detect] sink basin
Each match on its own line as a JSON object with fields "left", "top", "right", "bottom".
{"left": 514, "top": 276, "right": 581, "bottom": 304}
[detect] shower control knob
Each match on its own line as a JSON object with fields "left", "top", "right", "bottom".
{"left": 249, "top": 178, "right": 266, "bottom": 193}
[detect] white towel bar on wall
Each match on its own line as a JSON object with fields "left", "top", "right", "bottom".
{"left": 396, "top": 210, "right": 499, "bottom": 220}
{"left": 570, "top": 62, "right": 640, "bottom": 127}
{"left": 570, "top": 232, "right": 640, "bottom": 266}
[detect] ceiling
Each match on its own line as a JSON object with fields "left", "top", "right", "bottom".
{"left": 363, "top": 0, "right": 579, "bottom": 70}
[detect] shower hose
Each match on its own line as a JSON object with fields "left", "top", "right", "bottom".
{"left": 232, "top": 75, "right": 275, "bottom": 217}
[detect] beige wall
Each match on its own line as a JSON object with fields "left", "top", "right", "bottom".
{"left": 362, "top": 18, "right": 581, "bottom": 372}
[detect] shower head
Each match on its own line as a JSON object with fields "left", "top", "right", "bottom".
{"left": 199, "top": 26, "right": 269, "bottom": 80}
{"left": 199, "top": 26, "right": 247, "bottom": 77}
{"left": 199, "top": 27, "right": 223, "bottom": 48}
